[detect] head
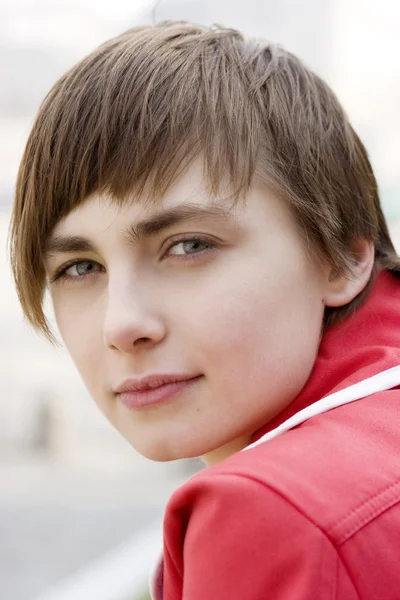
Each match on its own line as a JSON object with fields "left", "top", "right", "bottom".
{"left": 10, "top": 22, "right": 400, "bottom": 464}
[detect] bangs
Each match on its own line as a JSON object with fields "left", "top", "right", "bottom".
{"left": 23, "top": 23, "right": 265, "bottom": 222}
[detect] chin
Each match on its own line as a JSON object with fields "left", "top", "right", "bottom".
{"left": 129, "top": 435, "right": 216, "bottom": 463}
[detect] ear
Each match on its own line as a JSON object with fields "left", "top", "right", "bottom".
{"left": 323, "top": 239, "right": 375, "bottom": 308}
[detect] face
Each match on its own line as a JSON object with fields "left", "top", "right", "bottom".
{"left": 45, "top": 159, "right": 329, "bottom": 465}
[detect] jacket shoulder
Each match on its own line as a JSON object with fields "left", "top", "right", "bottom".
{"left": 211, "top": 390, "right": 400, "bottom": 543}
{"left": 164, "top": 469, "right": 351, "bottom": 600}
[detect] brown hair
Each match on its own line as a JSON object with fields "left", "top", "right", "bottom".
{"left": 10, "top": 21, "right": 400, "bottom": 340}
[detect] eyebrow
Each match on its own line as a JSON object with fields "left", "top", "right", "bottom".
{"left": 43, "top": 203, "right": 236, "bottom": 257}
{"left": 43, "top": 235, "right": 98, "bottom": 256}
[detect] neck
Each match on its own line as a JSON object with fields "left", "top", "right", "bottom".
{"left": 201, "top": 434, "right": 252, "bottom": 466}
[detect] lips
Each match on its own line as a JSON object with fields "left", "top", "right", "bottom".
{"left": 115, "top": 373, "right": 201, "bottom": 393}
{"left": 115, "top": 374, "right": 202, "bottom": 409}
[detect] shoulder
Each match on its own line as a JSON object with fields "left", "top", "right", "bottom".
{"left": 164, "top": 468, "right": 342, "bottom": 599}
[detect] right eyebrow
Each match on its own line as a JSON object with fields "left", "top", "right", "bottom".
{"left": 43, "top": 235, "right": 99, "bottom": 257}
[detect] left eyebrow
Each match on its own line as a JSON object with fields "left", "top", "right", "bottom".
{"left": 43, "top": 202, "right": 236, "bottom": 258}
{"left": 124, "top": 202, "right": 237, "bottom": 245}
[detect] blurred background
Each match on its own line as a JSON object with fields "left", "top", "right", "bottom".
{"left": 1, "top": 1, "right": 399, "bottom": 599}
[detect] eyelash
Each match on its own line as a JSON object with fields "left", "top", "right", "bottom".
{"left": 50, "top": 236, "right": 216, "bottom": 283}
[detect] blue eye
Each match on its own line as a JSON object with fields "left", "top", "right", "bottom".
{"left": 52, "top": 260, "right": 103, "bottom": 282}
{"left": 166, "top": 238, "right": 213, "bottom": 258}
{"left": 66, "top": 261, "right": 100, "bottom": 276}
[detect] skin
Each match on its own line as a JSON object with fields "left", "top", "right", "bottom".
{"left": 44, "top": 159, "right": 374, "bottom": 465}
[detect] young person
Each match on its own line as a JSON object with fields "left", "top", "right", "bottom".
{"left": 10, "top": 21, "right": 400, "bottom": 599}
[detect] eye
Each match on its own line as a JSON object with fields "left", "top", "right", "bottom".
{"left": 165, "top": 237, "right": 214, "bottom": 258}
{"left": 51, "top": 260, "right": 104, "bottom": 282}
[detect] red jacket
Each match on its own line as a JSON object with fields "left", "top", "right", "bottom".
{"left": 151, "top": 271, "right": 400, "bottom": 599}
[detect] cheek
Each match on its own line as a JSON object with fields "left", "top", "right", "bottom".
{"left": 178, "top": 258, "right": 324, "bottom": 415}
{"left": 53, "top": 293, "right": 103, "bottom": 387}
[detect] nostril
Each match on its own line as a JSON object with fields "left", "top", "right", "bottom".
{"left": 133, "top": 337, "right": 152, "bottom": 346}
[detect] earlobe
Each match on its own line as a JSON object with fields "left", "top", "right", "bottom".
{"left": 323, "top": 239, "right": 375, "bottom": 308}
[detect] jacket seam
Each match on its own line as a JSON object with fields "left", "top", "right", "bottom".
{"left": 326, "top": 478, "right": 400, "bottom": 543}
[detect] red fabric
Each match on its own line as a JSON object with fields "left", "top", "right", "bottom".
{"left": 162, "top": 270, "right": 400, "bottom": 599}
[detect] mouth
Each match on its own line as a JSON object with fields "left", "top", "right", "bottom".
{"left": 115, "top": 375, "right": 203, "bottom": 410}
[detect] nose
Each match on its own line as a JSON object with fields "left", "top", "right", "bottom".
{"left": 103, "top": 276, "right": 166, "bottom": 353}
